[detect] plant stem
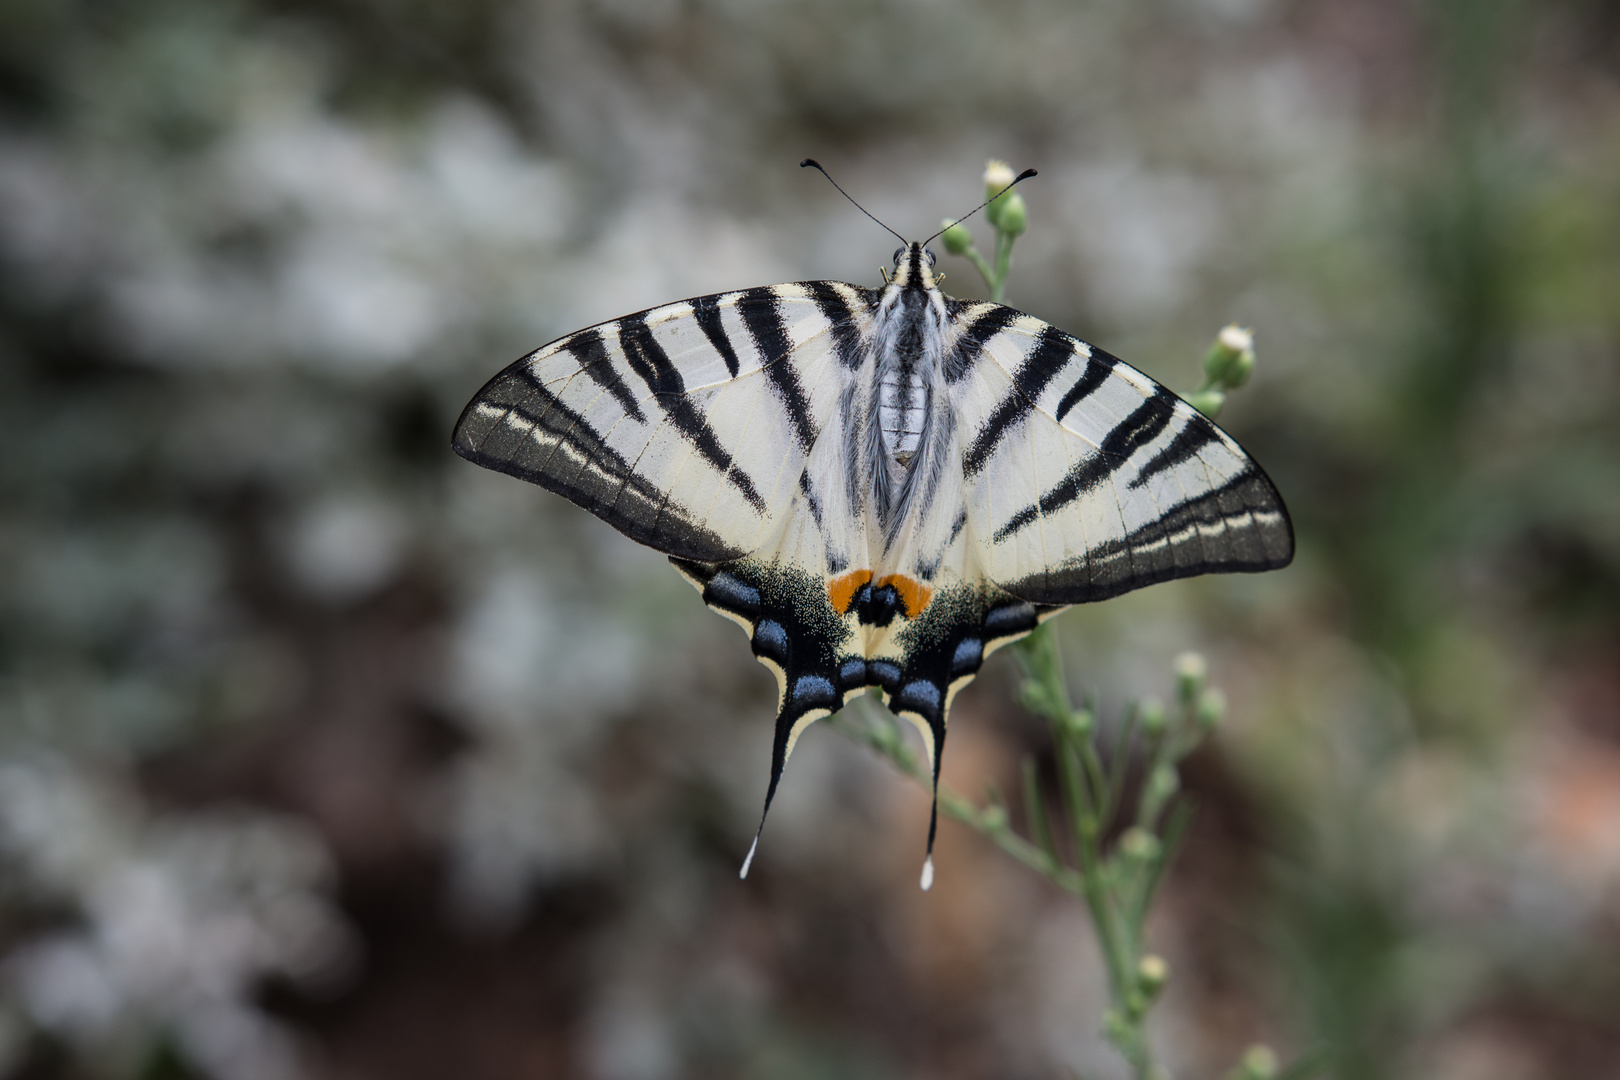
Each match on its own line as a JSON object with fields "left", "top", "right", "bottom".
{"left": 963, "top": 247, "right": 998, "bottom": 296}
{"left": 1015, "top": 623, "right": 1158, "bottom": 1076}
{"left": 952, "top": 220, "right": 1017, "bottom": 303}
{"left": 991, "top": 230, "right": 1015, "bottom": 304}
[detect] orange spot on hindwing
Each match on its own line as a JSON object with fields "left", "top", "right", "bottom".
{"left": 827, "top": 569, "right": 933, "bottom": 621}
{"left": 827, "top": 570, "right": 872, "bottom": 615}
{"left": 877, "top": 574, "right": 933, "bottom": 619}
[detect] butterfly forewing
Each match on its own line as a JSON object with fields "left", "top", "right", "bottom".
{"left": 949, "top": 309, "right": 1292, "bottom": 605}
{"left": 453, "top": 285, "right": 870, "bottom": 564}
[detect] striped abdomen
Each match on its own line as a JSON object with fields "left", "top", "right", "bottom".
{"left": 878, "top": 363, "right": 928, "bottom": 466}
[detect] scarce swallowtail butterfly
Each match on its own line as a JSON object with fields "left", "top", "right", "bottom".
{"left": 452, "top": 164, "right": 1293, "bottom": 889}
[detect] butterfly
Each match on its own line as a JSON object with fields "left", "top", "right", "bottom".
{"left": 451, "top": 166, "right": 1293, "bottom": 889}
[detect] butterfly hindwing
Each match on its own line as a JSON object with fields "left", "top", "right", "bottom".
{"left": 671, "top": 557, "right": 858, "bottom": 852}
{"left": 874, "top": 582, "right": 1057, "bottom": 855}
{"left": 672, "top": 553, "right": 1058, "bottom": 874}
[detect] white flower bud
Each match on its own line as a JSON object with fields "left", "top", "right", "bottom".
{"left": 984, "top": 159, "right": 1017, "bottom": 227}
{"left": 1204, "top": 324, "right": 1256, "bottom": 390}
{"left": 983, "top": 159, "right": 1017, "bottom": 197}
{"left": 1218, "top": 323, "right": 1253, "bottom": 354}
{"left": 1137, "top": 954, "right": 1169, "bottom": 997}
{"left": 1174, "top": 651, "right": 1206, "bottom": 704}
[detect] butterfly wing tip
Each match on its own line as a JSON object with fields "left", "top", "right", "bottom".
{"left": 919, "top": 855, "right": 934, "bottom": 892}
{"left": 740, "top": 836, "right": 759, "bottom": 880}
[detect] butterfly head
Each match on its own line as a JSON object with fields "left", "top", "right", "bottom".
{"left": 888, "top": 241, "right": 939, "bottom": 291}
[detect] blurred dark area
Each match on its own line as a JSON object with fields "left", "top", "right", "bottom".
{"left": 1, "top": 1, "right": 1618, "bottom": 1078}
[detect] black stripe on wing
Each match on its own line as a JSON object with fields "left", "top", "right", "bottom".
{"left": 1127, "top": 422, "right": 1222, "bottom": 490}
{"left": 690, "top": 294, "right": 743, "bottom": 378}
{"left": 738, "top": 287, "right": 820, "bottom": 454}
{"left": 1053, "top": 345, "right": 1118, "bottom": 423}
{"left": 618, "top": 311, "right": 768, "bottom": 514}
{"left": 944, "top": 302, "right": 1021, "bottom": 384}
{"left": 451, "top": 368, "right": 745, "bottom": 563}
{"left": 962, "top": 325, "right": 1078, "bottom": 477}
{"left": 993, "top": 385, "right": 1182, "bottom": 541}
{"left": 566, "top": 328, "right": 646, "bottom": 424}
{"left": 803, "top": 280, "right": 875, "bottom": 371}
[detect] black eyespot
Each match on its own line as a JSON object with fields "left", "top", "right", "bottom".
{"left": 893, "top": 247, "right": 905, "bottom": 266}
{"left": 924, "top": 248, "right": 936, "bottom": 267}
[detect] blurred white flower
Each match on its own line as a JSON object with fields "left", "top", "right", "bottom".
{"left": 284, "top": 495, "right": 409, "bottom": 601}
{"left": 0, "top": 761, "right": 351, "bottom": 1080}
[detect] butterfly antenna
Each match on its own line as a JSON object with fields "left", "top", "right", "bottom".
{"left": 923, "top": 167, "right": 1038, "bottom": 246}
{"left": 801, "top": 159, "right": 907, "bottom": 245}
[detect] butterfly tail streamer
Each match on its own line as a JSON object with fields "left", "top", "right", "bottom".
{"left": 922, "top": 707, "right": 948, "bottom": 890}
{"left": 740, "top": 690, "right": 836, "bottom": 879}
{"left": 922, "top": 753, "right": 942, "bottom": 891}
{"left": 738, "top": 704, "right": 794, "bottom": 879}
{"left": 886, "top": 694, "right": 950, "bottom": 892}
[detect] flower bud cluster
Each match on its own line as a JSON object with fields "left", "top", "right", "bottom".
{"left": 939, "top": 160, "right": 1033, "bottom": 304}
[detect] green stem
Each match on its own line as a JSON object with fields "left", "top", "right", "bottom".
{"left": 963, "top": 246, "right": 998, "bottom": 295}
{"left": 1016, "top": 626, "right": 1138, "bottom": 1017}
{"left": 991, "top": 230, "right": 1017, "bottom": 304}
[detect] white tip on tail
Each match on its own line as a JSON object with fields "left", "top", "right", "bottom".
{"left": 919, "top": 855, "right": 934, "bottom": 891}
{"left": 740, "top": 836, "right": 759, "bottom": 879}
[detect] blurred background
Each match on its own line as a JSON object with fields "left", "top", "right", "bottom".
{"left": 2, "top": 0, "right": 1618, "bottom": 1077}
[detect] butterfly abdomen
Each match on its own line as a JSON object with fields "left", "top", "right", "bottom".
{"left": 877, "top": 356, "right": 928, "bottom": 467}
